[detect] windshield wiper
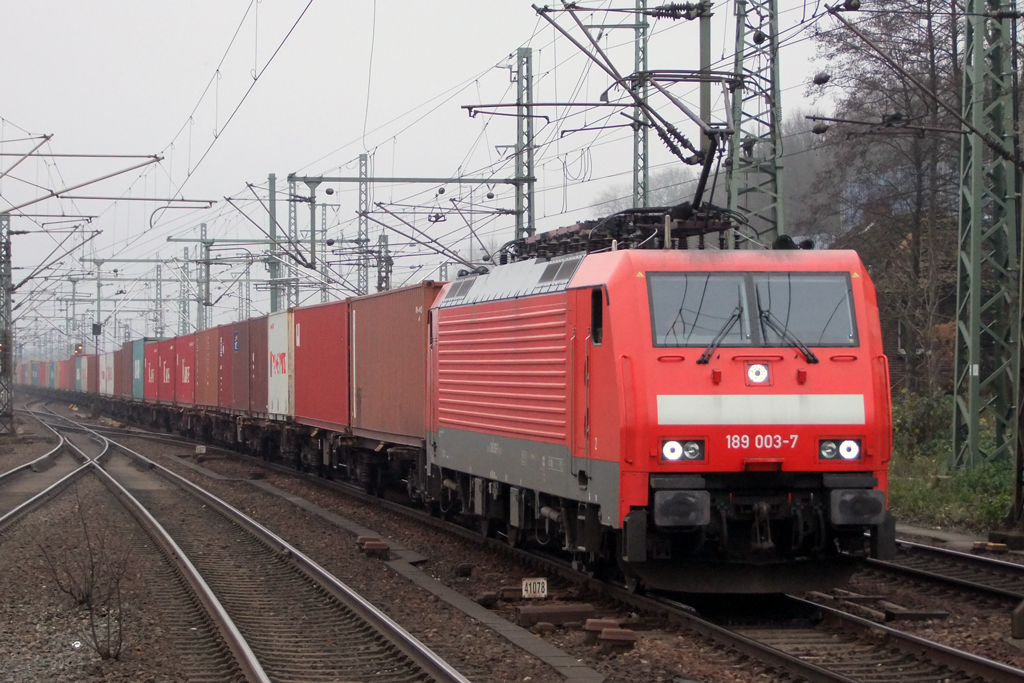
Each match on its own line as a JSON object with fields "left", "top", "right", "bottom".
{"left": 697, "top": 307, "right": 742, "bottom": 364}
{"left": 759, "top": 310, "right": 819, "bottom": 364}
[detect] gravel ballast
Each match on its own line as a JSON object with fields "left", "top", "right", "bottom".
{"left": 0, "top": 474, "right": 198, "bottom": 682}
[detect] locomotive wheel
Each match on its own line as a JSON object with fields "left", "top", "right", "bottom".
{"left": 479, "top": 518, "right": 495, "bottom": 538}
{"left": 623, "top": 574, "right": 644, "bottom": 594}
{"left": 360, "top": 465, "right": 383, "bottom": 497}
{"left": 572, "top": 553, "right": 599, "bottom": 578}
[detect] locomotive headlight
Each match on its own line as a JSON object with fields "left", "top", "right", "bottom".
{"left": 662, "top": 440, "right": 684, "bottom": 461}
{"left": 662, "top": 440, "right": 705, "bottom": 462}
{"left": 747, "top": 363, "right": 770, "bottom": 384}
{"left": 839, "top": 440, "right": 861, "bottom": 460}
{"left": 819, "top": 439, "right": 861, "bottom": 460}
{"left": 683, "top": 441, "right": 704, "bottom": 460}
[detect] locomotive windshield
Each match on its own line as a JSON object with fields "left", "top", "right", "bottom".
{"left": 648, "top": 273, "right": 750, "bottom": 347}
{"left": 649, "top": 272, "right": 857, "bottom": 348}
{"left": 754, "top": 273, "right": 857, "bottom": 347}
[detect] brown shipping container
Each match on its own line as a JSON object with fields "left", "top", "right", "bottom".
{"left": 113, "top": 347, "right": 126, "bottom": 397}
{"left": 86, "top": 355, "right": 98, "bottom": 394}
{"left": 350, "top": 281, "right": 443, "bottom": 444}
{"left": 231, "top": 321, "right": 249, "bottom": 412}
{"left": 249, "top": 315, "right": 269, "bottom": 415}
{"left": 195, "top": 327, "right": 219, "bottom": 408}
{"left": 217, "top": 325, "right": 233, "bottom": 410}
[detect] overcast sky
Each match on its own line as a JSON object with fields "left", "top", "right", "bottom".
{"left": 1, "top": 0, "right": 831, "bottom": 354}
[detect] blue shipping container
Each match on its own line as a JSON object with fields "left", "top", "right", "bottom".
{"left": 132, "top": 339, "right": 147, "bottom": 400}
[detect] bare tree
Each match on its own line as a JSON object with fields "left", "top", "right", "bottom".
{"left": 808, "top": 0, "right": 962, "bottom": 391}
{"left": 590, "top": 165, "right": 698, "bottom": 215}
{"left": 38, "top": 484, "right": 136, "bottom": 660}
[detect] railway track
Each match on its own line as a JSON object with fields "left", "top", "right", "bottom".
{"left": 9, "top": 405, "right": 471, "bottom": 683}
{"left": 0, "top": 403, "right": 92, "bottom": 529}
{"left": 648, "top": 591, "right": 1024, "bottom": 683}
{"left": 86, "top": 420, "right": 1024, "bottom": 683}
{"left": 867, "top": 540, "right": 1024, "bottom": 601}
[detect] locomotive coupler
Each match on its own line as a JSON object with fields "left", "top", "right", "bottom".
{"left": 751, "top": 501, "right": 775, "bottom": 551}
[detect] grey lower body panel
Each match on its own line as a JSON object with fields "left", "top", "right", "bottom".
{"left": 430, "top": 427, "right": 620, "bottom": 525}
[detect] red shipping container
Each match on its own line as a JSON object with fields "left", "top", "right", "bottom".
{"left": 195, "top": 328, "right": 218, "bottom": 407}
{"left": 350, "top": 282, "right": 443, "bottom": 445}
{"left": 217, "top": 325, "right": 233, "bottom": 411}
{"left": 294, "top": 299, "right": 349, "bottom": 431}
{"left": 176, "top": 334, "right": 196, "bottom": 406}
{"left": 230, "top": 321, "right": 249, "bottom": 413}
{"left": 158, "top": 339, "right": 176, "bottom": 404}
{"left": 144, "top": 342, "right": 159, "bottom": 402}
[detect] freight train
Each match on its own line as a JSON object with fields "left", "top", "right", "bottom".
{"left": 20, "top": 216, "right": 895, "bottom": 593}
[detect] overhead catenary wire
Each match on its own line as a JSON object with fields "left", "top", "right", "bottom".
{"left": 16, "top": 0, "right": 845, "bottom": 353}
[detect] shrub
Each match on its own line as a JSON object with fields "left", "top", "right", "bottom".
{"left": 887, "top": 389, "right": 1014, "bottom": 532}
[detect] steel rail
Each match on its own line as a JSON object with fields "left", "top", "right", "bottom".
{"left": 200, "top": 447, "right": 1024, "bottom": 683}
{"left": 869, "top": 539, "right": 1024, "bottom": 600}
{"left": 645, "top": 594, "right": 861, "bottom": 683}
{"left": 0, "top": 427, "right": 65, "bottom": 486}
{"left": 104, "top": 434, "right": 471, "bottom": 683}
{"left": 142, "top": 445, "right": 944, "bottom": 683}
{"left": 0, "top": 406, "right": 94, "bottom": 532}
{"left": 89, "top": 455, "right": 271, "bottom": 683}
{"left": 789, "top": 595, "right": 1024, "bottom": 683}
{"left": 33, "top": 410, "right": 269, "bottom": 683}
{"left": 81, "top": 417, "right": 1024, "bottom": 682}
{"left": 896, "top": 538, "right": 1024, "bottom": 572}
{"left": 0, "top": 461, "right": 93, "bottom": 532}
{"left": 38, "top": 405, "right": 112, "bottom": 459}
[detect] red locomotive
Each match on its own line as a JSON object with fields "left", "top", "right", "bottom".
{"left": 429, "top": 246, "right": 892, "bottom": 592}
{"left": 20, "top": 218, "right": 893, "bottom": 594}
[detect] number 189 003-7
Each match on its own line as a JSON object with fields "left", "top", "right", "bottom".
{"left": 726, "top": 434, "right": 798, "bottom": 449}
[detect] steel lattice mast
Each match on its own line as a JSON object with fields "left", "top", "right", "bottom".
{"left": 727, "top": 0, "right": 784, "bottom": 246}
{"left": 358, "top": 154, "right": 370, "bottom": 296}
{"left": 287, "top": 178, "right": 299, "bottom": 308}
{"left": 515, "top": 47, "right": 535, "bottom": 240}
{"left": 951, "top": 0, "right": 1020, "bottom": 476}
{"left": 633, "top": 0, "right": 650, "bottom": 209}
{"left": 0, "top": 215, "right": 12, "bottom": 435}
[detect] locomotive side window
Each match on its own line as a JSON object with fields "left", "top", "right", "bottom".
{"left": 754, "top": 273, "right": 857, "bottom": 347}
{"left": 591, "top": 288, "right": 603, "bottom": 345}
{"left": 648, "top": 273, "right": 750, "bottom": 347}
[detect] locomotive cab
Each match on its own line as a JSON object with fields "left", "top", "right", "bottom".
{"left": 573, "top": 248, "right": 894, "bottom": 592}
